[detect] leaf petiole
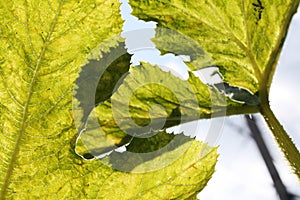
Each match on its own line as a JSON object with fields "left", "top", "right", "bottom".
{"left": 259, "top": 94, "right": 300, "bottom": 180}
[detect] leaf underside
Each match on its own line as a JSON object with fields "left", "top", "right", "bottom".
{"left": 129, "top": 0, "right": 300, "bottom": 179}
{"left": 2, "top": 0, "right": 299, "bottom": 198}
{"left": 0, "top": 0, "right": 218, "bottom": 199}
{"left": 130, "top": 0, "right": 299, "bottom": 94}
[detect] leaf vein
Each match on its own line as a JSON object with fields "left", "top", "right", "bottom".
{"left": 0, "top": 0, "right": 65, "bottom": 197}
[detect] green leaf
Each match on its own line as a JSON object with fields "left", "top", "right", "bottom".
{"left": 0, "top": 0, "right": 117, "bottom": 198}
{"left": 150, "top": 28, "right": 215, "bottom": 70}
{"left": 129, "top": 0, "right": 300, "bottom": 93}
{"left": 74, "top": 42, "right": 131, "bottom": 127}
{"left": 129, "top": 0, "right": 300, "bottom": 178}
{"left": 0, "top": 0, "right": 219, "bottom": 198}
{"left": 94, "top": 141, "right": 218, "bottom": 199}
{"left": 77, "top": 62, "right": 258, "bottom": 158}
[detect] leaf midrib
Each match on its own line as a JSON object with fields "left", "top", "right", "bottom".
{"left": 205, "top": 0, "right": 263, "bottom": 82}
{"left": 0, "top": 1, "right": 64, "bottom": 198}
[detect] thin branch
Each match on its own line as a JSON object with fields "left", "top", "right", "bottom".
{"left": 245, "top": 114, "right": 293, "bottom": 200}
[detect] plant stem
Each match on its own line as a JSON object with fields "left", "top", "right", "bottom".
{"left": 259, "top": 96, "right": 300, "bottom": 180}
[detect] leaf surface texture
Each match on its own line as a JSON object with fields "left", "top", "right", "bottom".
{"left": 0, "top": 1, "right": 218, "bottom": 199}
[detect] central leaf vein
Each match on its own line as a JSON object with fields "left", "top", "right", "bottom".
{"left": 0, "top": 0, "right": 64, "bottom": 197}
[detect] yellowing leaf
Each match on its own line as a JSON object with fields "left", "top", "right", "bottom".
{"left": 77, "top": 63, "right": 249, "bottom": 157}
{"left": 0, "top": 0, "right": 219, "bottom": 199}
{"left": 96, "top": 142, "right": 218, "bottom": 199}
{"left": 130, "top": 0, "right": 299, "bottom": 93}
{"left": 74, "top": 43, "right": 131, "bottom": 127}
{"left": 129, "top": 0, "right": 300, "bottom": 179}
{"left": 0, "top": 0, "right": 122, "bottom": 198}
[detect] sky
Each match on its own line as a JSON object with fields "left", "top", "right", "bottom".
{"left": 119, "top": 1, "right": 300, "bottom": 199}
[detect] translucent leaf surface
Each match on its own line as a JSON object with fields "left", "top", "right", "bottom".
{"left": 74, "top": 43, "right": 131, "bottom": 127}
{"left": 129, "top": 0, "right": 300, "bottom": 93}
{"left": 77, "top": 63, "right": 249, "bottom": 157}
{"left": 0, "top": 0, "right": 219, "bottom": 199}
{"left": 129, "top": 0, "right": 300, "bottom": 179}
